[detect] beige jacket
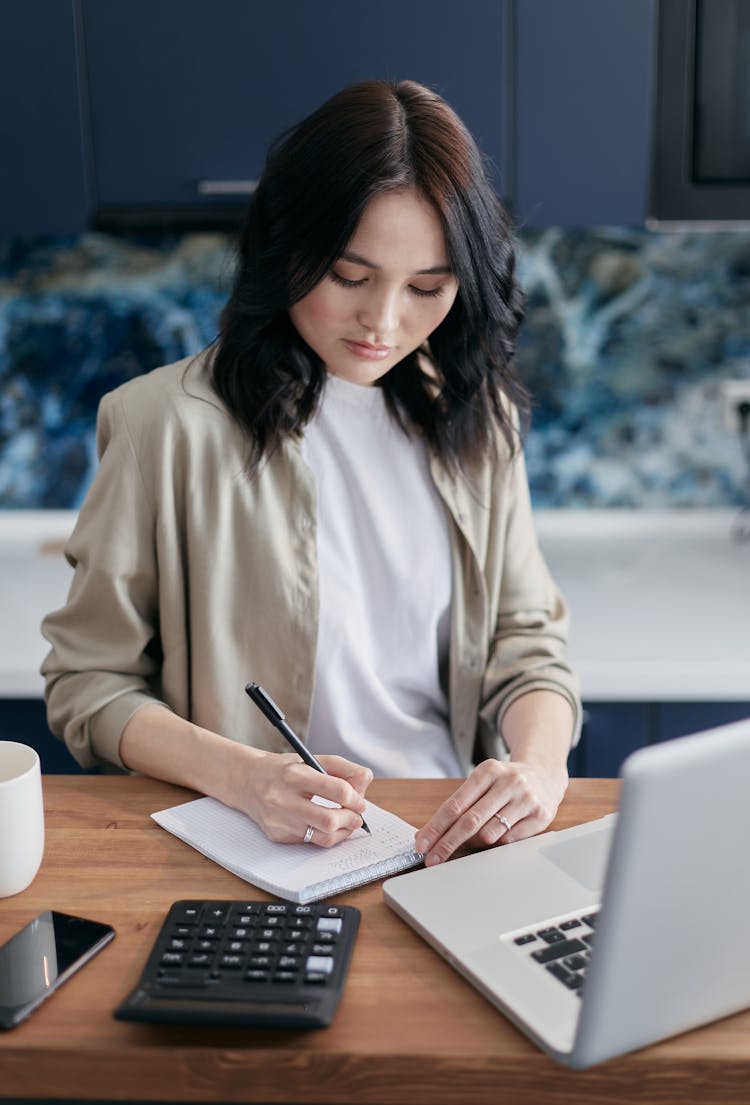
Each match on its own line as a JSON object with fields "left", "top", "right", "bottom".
{"left": 41, "top": 353, "right": 581, "bottom": 772}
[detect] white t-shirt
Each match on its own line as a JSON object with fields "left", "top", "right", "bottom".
{"left": 301, "top": 372, "right": 461, "bottom": 777}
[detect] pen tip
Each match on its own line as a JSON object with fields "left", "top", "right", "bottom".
{"left": 362, "top": 818, "right": 372, "bottom": 835}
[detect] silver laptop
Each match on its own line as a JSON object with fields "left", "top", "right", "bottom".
{"left": 384, "top": 719, "right": 750, "bottom": 1068}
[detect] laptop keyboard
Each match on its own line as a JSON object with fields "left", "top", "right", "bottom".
{"left": 503, "top": 907, "right": 600, "bottom": 996}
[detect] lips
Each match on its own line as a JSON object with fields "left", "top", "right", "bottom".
{"left": 343, "top": 339, "right": 393, "bottom": 361}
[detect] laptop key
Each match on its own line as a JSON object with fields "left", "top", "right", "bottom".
{"left": 546, "top": 962, "right": 583, "bottom": 989}
{"left": 537, "top": 927, "right": 566, "bottom": 944}
{"left": 513, "top": 933, "right": 537, "bottom": 946}
{"left": 563, "top": 954, "right": 587, "bottom": 971}
{"left": 531, "top": 938, "right": 586, "bottom": 964}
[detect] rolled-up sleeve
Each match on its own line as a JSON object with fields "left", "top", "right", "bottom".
{"left": 476, "top": 447, "right": 582, "bottom": 760}
{"left": 41, "top": 390, "right": 168, "bottom": 769}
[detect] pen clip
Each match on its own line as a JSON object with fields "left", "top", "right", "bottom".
{"left": 245, "top": 682, "right": 285, "bottom": 725}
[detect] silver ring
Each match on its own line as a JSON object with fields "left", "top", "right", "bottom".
{"left": 495, "top": 813, "right": 512, "bottom": 833}
{"left": 303, "top": 825, "right": 314, "bottom": 844}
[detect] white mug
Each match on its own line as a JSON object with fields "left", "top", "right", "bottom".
{"left": 0, "top": 742, "right": 45, "bottom": 897}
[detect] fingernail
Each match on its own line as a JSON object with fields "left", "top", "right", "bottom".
{"left": 425, "top": 853, "right": 440, "bottom": 867}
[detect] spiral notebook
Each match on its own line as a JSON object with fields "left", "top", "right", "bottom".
{"left": 151, "top": 796, "right": 424, "bottom": 903}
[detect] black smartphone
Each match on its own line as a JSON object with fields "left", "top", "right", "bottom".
{"left": 0, "top": 910, "right": 115, "bottom": 1029}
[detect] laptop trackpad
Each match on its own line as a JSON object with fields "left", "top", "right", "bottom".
{"left": 539, "top": 825, "right": 613, "bottom": 893}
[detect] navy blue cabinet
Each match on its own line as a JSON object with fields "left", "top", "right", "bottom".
{"left": 513, "top": 0, "right": 656, "bottom": 226}
{"left": 571, "top": 702, "right": 652, "bottom": 778}
{"left": 81, "top": 0, "right": 508, "bottom": 225}
{"left": 0, "top": 1, "right": 662, "bottom": 235}
{"left": 0, "top": 699, "right": 94, "bottom": 774}
{"left": 656, "top": 702, "right": 750, "bottom": 743}
{"left": 0, "top": 0, "right": 88, "bottom": 234}
{"left": 571, "top": 700, "right": 750, "bottom": 779}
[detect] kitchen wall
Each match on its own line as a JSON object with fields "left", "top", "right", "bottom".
{"left": 1, "top": 224, "right": 749, "bottom": 511}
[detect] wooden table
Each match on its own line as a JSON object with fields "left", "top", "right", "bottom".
{"left": 1, "top": 776, "right": 748, "bottom": 1104}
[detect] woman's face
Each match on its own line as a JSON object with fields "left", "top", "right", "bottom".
{"left": 289, "top": 188, "right": 459, "bottom": 386}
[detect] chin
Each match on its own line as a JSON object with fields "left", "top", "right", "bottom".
{"left": 328, "top": 364, "right": 389, "bottom": 387}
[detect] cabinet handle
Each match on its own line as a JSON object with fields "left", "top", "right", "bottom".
{"left": 197, "top": 180, "right": 258, "bottom": 195}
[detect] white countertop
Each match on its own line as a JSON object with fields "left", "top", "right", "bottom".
{"left": 1, "top": 511, "right": 77, "bottom": 697}
{"left": 1, "top": 509, "right": 749, "bottom": 703}
{"left": 535, "top": 509, "right": 750, "bottom": 702}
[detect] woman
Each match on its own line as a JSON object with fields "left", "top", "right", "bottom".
{"left": 42, "top": 80, "right": 580, "bottom": 867}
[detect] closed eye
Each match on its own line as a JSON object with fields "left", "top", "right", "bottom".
{"left": 329, "top": 270, "right": 366, "bottom": 289}
{"left": 409, "top": 285, "right": 445, "bottom": 299}
{"left": 330, "top": 270, "right": 446, "bottom": 298}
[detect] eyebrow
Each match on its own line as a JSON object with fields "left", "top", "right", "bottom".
{"left": 339, "top": 250, "right": 453, "bottom": 276}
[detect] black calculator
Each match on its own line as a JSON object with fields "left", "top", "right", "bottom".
{"left": 115, "top": 899, "right": 360, "bottom": 1028}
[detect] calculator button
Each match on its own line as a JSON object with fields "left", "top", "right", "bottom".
{"left": 273, "top": 971, "right": 297, "bottom": 982}
{"left": 160, "top": 951, "right": 184, "bottom": 965}
{"left": 158, "top": 973, "right": 207, "bottom": 988}
{"left": 317, "top": 917, "right": 343, "bottom": 934}
{"left": 306, "top": 955, "right": 334, "bottom": 975}
{"left": 173, "top": 904, "right": 203, "bottom": 923}
{"left": 230, "top": 904, "right": 261, "bottom": 918}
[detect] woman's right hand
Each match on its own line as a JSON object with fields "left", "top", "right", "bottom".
{"left": 228, "top": 748, "right": 373, "bottom": 847}
{"left": 120, "top": 704, "right": 372, "bottom": 848}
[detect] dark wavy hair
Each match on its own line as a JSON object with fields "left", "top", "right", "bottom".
{"left": 211, "top": 79, "right": 528, "bottom": 470}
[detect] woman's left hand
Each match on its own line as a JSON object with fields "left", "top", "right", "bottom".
{"left": 414, "top": 757, "right": 568, "bottom": 867}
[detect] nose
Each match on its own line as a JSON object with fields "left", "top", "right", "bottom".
{"left": 356, "top": 285, "right": 399, "bottom": 339}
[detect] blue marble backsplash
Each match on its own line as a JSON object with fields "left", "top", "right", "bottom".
{"left": 1, "top": 226, "right": 749, "bottom": 509}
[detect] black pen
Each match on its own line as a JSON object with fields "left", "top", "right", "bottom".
{"left": 245, "top": 682, "right": 371, "bottom": 834}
